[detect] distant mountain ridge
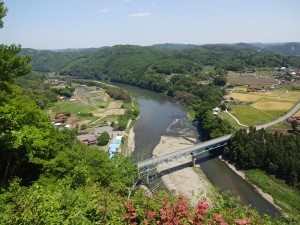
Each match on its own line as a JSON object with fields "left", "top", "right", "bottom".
{"left": 151, "top": 42, "right": 300, "bottom": 56}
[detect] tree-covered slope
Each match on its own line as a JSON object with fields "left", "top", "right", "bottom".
{"left": 20, "top": 48, "right": 96, "bottom": 72}
{"left": 250, "top": 42, "right": 300, "bottom": 56}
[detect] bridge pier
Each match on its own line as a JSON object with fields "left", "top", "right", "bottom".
{"left": 192, "top": 154, "right": 196, "bottom": 167}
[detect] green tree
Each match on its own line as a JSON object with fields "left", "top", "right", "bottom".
{"left": 0, "top": 2, "right": 31, "bottom": 84}
{"left": 213, "top": 76, "right": 227, "bottom": 86}
{"left": 97, "top": 131, "right": 110, "bottom": 146}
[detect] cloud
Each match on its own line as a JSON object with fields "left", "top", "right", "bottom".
{"left": 99, "top": 7, "right": 111, "bottom": 13}
{"left": 129, "top": 12, "right": 150, "bottom": 17}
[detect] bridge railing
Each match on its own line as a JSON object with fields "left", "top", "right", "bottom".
{"left": 137, "top": 134, "right": 232, "bottom": 174}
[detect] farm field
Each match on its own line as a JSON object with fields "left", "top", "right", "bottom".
{"left": 251, "top": 98, "right": 295, "bottom": 112}
{"left": 229, "top": 105, "right": 274, "bottom": 126}
{"left": 227, "top": 71, "right": 277, "bottom": 85}
{"left": 225, "top": 87, "right": 300, "bottom": 127}
{"left": 47, "top": 86, "right": 125, "bottom": 128}
{"left": 218, "top": 111, "right": 245, "bottom": 130}
{"left": 293, "top": 109, "right": 300, "bottom": 117}
{"left": 226, "top": 93, "right": 264, "bottom": 102}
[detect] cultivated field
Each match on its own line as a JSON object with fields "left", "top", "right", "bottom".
{"left": 251, "top": 98, "right": 295, "bottom": 111}
{"left": 229, "top": 105, "right": 274, "bottom": 126}
{"left": 293, "top": 109, "right": 300, "bottom": 117}
{"left": 227, "top": 71, "right": 277, "bottom": 85}
{"left": 226, "top": 93, "right": 264, "bottom": 102}
{"left": 225, "top": 87, "right": 300, "bottom": 127}
{"left": 47, "top": 86, "right": 127, "bottom": 127}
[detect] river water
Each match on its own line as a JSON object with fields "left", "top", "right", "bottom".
{"left": 112, "top": 82, "right": 280, "bottom": 217}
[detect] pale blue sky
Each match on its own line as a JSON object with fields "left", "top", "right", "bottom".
{"left": 0, "top": 0, "right": 299, "bottom": 49}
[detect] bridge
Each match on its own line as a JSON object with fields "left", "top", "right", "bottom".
{"left": 136, "top": 134, "right": 232, "bottom": 175}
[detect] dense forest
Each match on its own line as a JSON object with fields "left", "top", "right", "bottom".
{"left": 223, "top": 128, "right": 300, "bottom": 189}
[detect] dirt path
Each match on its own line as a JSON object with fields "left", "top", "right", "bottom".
{"left": 225, "top": 110, "right": 248, "bottom": 127}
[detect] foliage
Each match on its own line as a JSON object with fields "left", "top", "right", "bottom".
{"left": 56, "top": 86, "right": 75, "bottom": 98}
{"left": 224, "top": 128, "right": 300, "bottom": 188}
{"left": 0, "top": 44, "right": 31, "bottom": 83}
{"left": 213, "top": 76, "right": 227, "bottom": 86}
{"left": 245, "top": 169, "right": 300, "bottom": 221}
{"left": 97, "top": 132, "right": 110, "bottom": 146}
{"left": 123, "top": 192, "right": 281, "bottom": 225}
{"left": 106, "top": 86, "right": 131, "bottom": 102}
{"left": 20, "top": 48, "right": 97, "bottom": 72}
{"left": 15, "top": 71, "right": 58, "bottom": 109}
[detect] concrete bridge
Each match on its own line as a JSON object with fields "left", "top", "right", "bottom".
{"left": 136, "top": 134, "right": 232, "bottom": 175}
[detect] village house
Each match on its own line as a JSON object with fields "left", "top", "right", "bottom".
{"left": 77, "top": 135, "right": 98, "bottom": 145}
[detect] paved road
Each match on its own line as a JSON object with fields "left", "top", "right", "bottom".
{"left": 255, "top": 101, "right": 300, "bottom": 130}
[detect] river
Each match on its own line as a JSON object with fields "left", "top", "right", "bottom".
{"left": 112, "top": 82, "right": 280, "bottom": 217}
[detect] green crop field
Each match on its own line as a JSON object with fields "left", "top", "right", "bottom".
{"left": 47, "top": 101, "right": 96, "bottom": 117}
{"left": 229, "top": 105, "right": 274, "bottom": 126}
{"left": 218, "top": 111, "right": 245, "bottom": 130}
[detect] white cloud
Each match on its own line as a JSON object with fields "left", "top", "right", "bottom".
{"left": 129, "top": 12, "right": 150, "bottom": 17}
{"left": 99, "top": 7, "right": 111, "bottom": 13}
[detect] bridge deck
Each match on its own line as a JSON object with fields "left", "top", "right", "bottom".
{"left": 137, "top": 134, "right": 232, "bottom": 174}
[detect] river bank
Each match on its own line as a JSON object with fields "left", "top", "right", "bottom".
{"left": 126, "top": 127, "right": 135, "bottom": 156}
{"left": 152, "top": 135, "right": 215, "bottom": 204}
{"left": 218, "top": 156, "right": 282, "bottom": 212}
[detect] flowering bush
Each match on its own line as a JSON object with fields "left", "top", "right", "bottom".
{"left": 124, "top": 194, "right": 253, "bottom": 225}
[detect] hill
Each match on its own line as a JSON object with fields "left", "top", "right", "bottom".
{"left": 20, "top": 48, "right": 96, "bottom": 72}
{"left": 249, "top": 42, "right": 300, "bottom": 56}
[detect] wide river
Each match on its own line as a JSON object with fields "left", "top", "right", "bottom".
{"left": 112, "top": 82, "right": 280, "bottom": 217}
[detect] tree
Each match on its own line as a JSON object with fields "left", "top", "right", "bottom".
{"left": 291, "top": 120, "right": 300, "bottom": 132}
{"left": 97, "top": 131, "right": 110, "bottom": 146}
{"left": 0, "top": 1, "right": 7, "bottom": 28}
{"left": 213, "top": 76, "right": 227, "bottom": 86}
{"left": 0, "top": 2, "right": 31, "bottom": 85}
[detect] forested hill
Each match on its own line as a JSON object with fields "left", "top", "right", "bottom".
{"left": 25, "top": 43, "right": 300, "bottom": 79}
{"left": 262, "top": 42, "right": 300, "bottom": 56}
{"left": 152, "top": 42, "right": 300, "bottom": 56}
{"left": 20, "top": 48, "right": 98, "bottom": 72}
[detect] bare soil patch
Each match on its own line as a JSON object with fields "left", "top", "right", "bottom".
{"left": 107, "top": 101, "right": 123, "bottom": 109}
{"left": 93, "top": 108, "right": 126, "bottom": 117}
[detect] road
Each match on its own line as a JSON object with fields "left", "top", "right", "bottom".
{"left": 255, "top": 101, "right": 300, "bottom": 130}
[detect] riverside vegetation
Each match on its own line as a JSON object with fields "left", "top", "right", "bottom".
{"left": 1, "top": 1, "right": 300, "bottom": 224}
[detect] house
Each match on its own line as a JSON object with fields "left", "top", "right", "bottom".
{"left": 108, "top": 136, "right": 122, "bottom": 159}
{"left": 64, "top": 124, "right": 71, "bottom": 129}
{"left": 53, "top": 118, "right": 63, "bottom": 123}
{"left": 56, "top": 113, "right": 69, "bottom": 121}
{"left": 213, "top": 111, "right": 219, "bottom": 116}
{"left": 213, "top": 107, "right": 220, "bottom": 112}
{"left": 77, "top": 130, "right": 89, "bottom": 135}
{"left": 77, "top": 135, "right": 98, "bottom": 145}
{"left": 287, "top": 117, "right": 296, "bottom": 123}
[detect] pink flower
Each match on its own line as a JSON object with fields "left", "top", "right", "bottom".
{"left": 235, "top": 217, "right": 251, "bottom": 225}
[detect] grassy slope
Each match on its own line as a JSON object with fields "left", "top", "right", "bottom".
{"left": 245, "top": 169, "right": 300, "bottom": 220}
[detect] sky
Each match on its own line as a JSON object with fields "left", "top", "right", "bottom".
{"left": 0, "top": 0, "right": 300, "bottom": 49}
